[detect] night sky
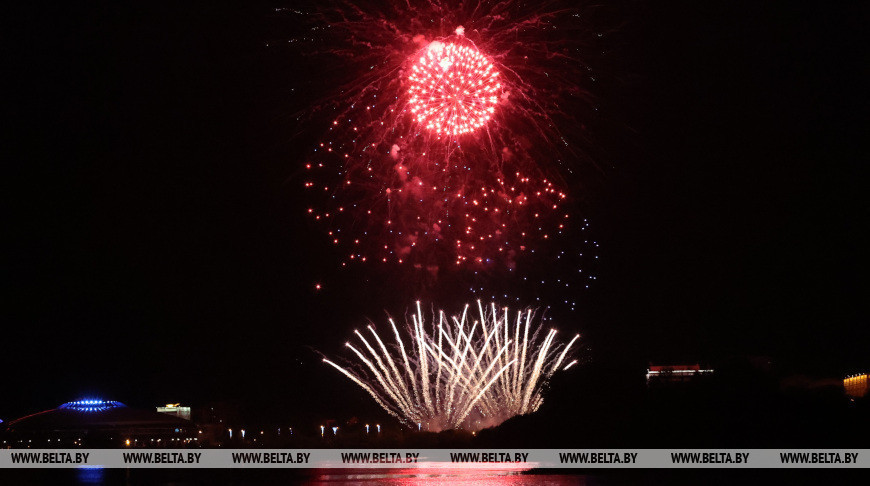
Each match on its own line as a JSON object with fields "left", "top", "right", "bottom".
{"left": 4, "top": 1, "right": 866, "bottom": 423}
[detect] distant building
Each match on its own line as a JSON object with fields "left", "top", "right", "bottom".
{"left": 844, "top": 373, "right": 868, "bottom": 398}
{"left": 2, "top": 399, "right": 196, "bottom": 448}
{"left": 646, "top": 364, "right": 714, "bottom": 386}
{"left": 156, "top": 403, "right": 191, "bottom": 421}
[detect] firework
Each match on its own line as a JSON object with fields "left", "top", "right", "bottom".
{"left": 279, "top": 1, "right": 599, "bottom": 275}
{"left": 323, "top": 301, "right": 580, "bottom": 431}
{"left": 408, "top": 41, "right": 500, "bottom": 136}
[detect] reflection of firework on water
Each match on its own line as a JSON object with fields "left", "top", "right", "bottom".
{"left": 323, "top": 301, "right": 580, "bottom": 431}
{"left": 279, "top": 0, "right": 599, "bottom": 275}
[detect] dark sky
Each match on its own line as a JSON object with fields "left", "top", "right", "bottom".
{"left": 3, "top": 1, "right": 867, "bottom": 421}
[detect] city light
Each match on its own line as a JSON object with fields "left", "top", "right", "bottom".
{"left": 58, "top": 399, "right": 125, "bottom": 413}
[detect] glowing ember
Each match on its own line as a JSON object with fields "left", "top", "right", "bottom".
{"left": 408, "top": 42, "right": 501, "bottom": 136}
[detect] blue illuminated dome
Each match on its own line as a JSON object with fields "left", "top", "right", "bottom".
{"left": 3, "top": 398, "right": 194, "bottom": 447}
{"left": 57, "top": 399, "right": 126, "bottom": 413}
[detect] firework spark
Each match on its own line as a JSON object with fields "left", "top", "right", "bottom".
{"left": 408, "top": 41, "right": 500, "bottom": 136}
{"left": 280, "top": 1, "right": 599, "bottom": 275}
{"left": 323, "top": 301, "right": 580, "bottom": 431}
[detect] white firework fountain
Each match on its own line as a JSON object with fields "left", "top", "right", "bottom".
{"left": 324, "top": 301, "right": 580, "bottom": 432}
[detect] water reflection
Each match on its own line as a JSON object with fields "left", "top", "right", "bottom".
{"left": 74, "top": 467, "right": 106, "bottom": 485}
{"left": 309, "top": 469, "right": 586, "bottom": 485}
{"left": 0, "top": 468, "right": 587, "bottom": 486}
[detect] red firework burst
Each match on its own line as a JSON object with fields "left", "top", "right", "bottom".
{"left": 280, "top": 1, "right": 601, "bottom": 282}
{"left": 408, "top": 42, "right": 501, "bottom": 136}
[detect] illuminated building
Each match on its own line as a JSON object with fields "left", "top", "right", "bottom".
{"left": 156, "top": 403, "right": 191, "bottom": 421}
{"left": 2, "top": 399, "right": 197, "bottom": 448}
{"left": 646, "top": 364, "right": 714, "bottom": 386}
{"left": 844, "top": 373, "right": 868, "bottom": 398}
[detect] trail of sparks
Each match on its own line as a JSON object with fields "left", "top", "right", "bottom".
{"left": 323, "top": 300, "right": 580, "bottom": 431}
